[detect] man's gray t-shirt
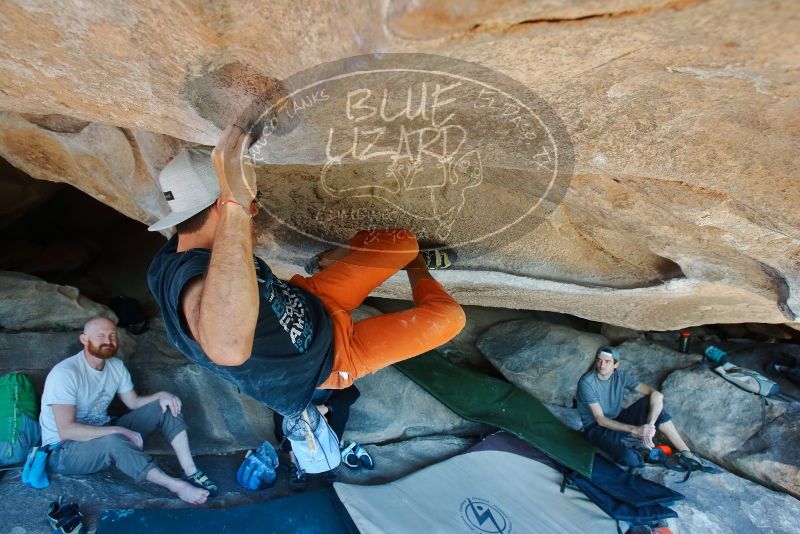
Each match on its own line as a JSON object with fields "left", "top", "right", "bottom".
{"left": 576, "top": 370, "right": 640, "bottom": 429}
{"left": 39, "top": 352, "right": 134, "bottom": 446}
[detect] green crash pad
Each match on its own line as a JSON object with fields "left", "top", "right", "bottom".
{"left": 395, "top": 351, "right": 594, "bottom": 477}
{"left": 97, "top": 488, "right": 357, "bottom": 534}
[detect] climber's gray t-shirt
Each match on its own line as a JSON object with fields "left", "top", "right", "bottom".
{"left": 576, "top": 370, "right": 640, "bottom": 429}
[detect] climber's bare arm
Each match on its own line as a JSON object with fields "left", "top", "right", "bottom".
{"left": 182, "top": 125, "right": 259, "bottom": 366}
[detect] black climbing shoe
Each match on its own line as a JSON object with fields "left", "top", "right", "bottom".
{"left": 665, "top": 451, "right": 721, "bottom": 482}
{"left": 288, "top": 461, "right": 309, "bottom": 492}
{"left": 47, "top": 499, "right": 84, "bottom": 534}
{"left": 322, "top": 467, "right": 339, "bottom": 485}
{"left": 420, "top": 248, "right": 458, "bottom": 270}
{"left": 184, "top": 469, "right": 219, "bottom": 497}
{"left": 677, "top": 451, "right": 717, "bottom": 472}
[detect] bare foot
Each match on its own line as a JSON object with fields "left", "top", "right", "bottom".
{"left": 174, "top": 480, "right": 209, "bottom": 504}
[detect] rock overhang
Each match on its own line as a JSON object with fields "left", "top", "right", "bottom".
{"left": 0, "top": 0, "right": 797, "bottom": 331}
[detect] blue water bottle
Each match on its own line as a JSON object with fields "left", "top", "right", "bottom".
{"left": 704, "top": 345, "right": 728, "bottom": 364}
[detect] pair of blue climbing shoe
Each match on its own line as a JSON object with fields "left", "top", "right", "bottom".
{"left": 340, "top": 441, "right": 374, "bottom": 470}
{"left": 22, "top": 445, "right": 52, "bottom": 489}
{"left": 236, "top": 441, "right": 279, "bottom": 491}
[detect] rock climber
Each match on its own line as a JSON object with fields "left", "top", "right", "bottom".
{"left": 146, "top": 124, "right": 465, "bottom": 476}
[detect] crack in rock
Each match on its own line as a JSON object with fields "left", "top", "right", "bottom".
{"left": 467, "top": 0, "right": 706, "bottom": 34}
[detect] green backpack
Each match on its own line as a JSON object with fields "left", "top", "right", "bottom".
{"left": 0, "top": 373, "right": 38, "bottom": 452}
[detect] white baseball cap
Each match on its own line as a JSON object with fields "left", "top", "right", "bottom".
{"left": 148, "top": 147, "right": 220, "bottom": 232}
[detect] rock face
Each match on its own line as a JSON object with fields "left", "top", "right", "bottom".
{"left": 662, "top": 367, "right": 799, "bottom": 498}
{"left": 0, "top": 330, "right": 135, "bottom": 393}
{"left": 661, "top": 367, "right": 781, "bottom": 456}
{"left": 477, "top": 319, "right": 608, "bottom": 406}
{"left": 0, "top": 271, "right": 116, "bottom": 330}
{"left": 601, "top": 324, "right": 642, "bottom": 344}
{"left": 0, "top": 0, "right": 797, "bottom": 331}
{"left": 346, "top": 365, "right": 487, "bottom": 444}
{"left": 640, "top": 464, "right": 800, "bottom": 534}
{"left": 614, "top": 339, "right": 701, "bottom": 390}
{"left": 127, "top": 352, "right": 275, "bottom": 455}
{"left": 729, "top": 406, "right": 800, "bottom": 499}
{"left": 3, "top": 276, "right": 799, "bottom": 529}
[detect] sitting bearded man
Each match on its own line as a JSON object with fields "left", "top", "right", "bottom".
{"left": 39, "top": 317, "right": 217, "bottom": 504}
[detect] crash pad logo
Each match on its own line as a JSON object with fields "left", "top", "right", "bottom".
{"left": 245, "top": 53, "right": 573, "bottom": 259}
{"left": 460, "top": 497, "right": 511, "bottom": 533}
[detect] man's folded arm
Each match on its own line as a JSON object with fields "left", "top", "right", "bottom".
{"left": 51, "top": 404, "right": 128, "bottom": 442}
{"left": 589, "top": 403, "right": 639, "bottom": 434}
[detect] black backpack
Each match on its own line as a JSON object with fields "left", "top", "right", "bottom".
{"left": 108, "top": 296, "right": 149, "bottom": 335}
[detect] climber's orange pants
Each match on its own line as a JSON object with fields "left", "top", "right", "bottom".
{"left": 290, "top": 229, "right": 466, "bottom": 390}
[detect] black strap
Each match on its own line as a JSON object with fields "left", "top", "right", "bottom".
{"left": 42, "top": 442, "right": 62, "bottom": 454}
{"left": 560, "top": 472, "right": 569, "bottom": 494}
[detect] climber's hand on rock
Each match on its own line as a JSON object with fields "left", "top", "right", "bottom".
{"left": 212, "top": 124, "right": 257, "bottom": 207}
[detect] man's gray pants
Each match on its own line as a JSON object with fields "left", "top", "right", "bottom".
{"left": 47, "top": 401, "right": 187, "bottom": 482}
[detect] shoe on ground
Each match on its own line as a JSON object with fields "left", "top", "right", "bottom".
{"left": 340, "top": 442, "right": 359, "bottom": 469}
{"left": 420, "top": 248, "right": 457, "bottom": 270}
{"left": 184, "top": 469, "right": 219, "bottom": 497}
{"left": 678, "top": 450, "right": 719, "bottom": 472}
{"left": 55, "top": 514, "right": 84, "bottom": 534}
{"left": 288, "top": 461, "right": 309, "bottom": 492}
{"left": 47, "top": 500, "right": 84, "bottom": 534}
{"left": 353, "top": 442, "right": 374, "bottom": 470}
{"left": 322, "top": 467, "right": 339, "bottom": 484}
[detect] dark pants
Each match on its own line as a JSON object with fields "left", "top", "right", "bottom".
{"left": 273, "top": 386, "right": 361, "bottom": 450}
{"left": 47, "top": 401, "right": 187, "bottom": 482}
{"left": 585, "top": 396, "right": 672, "bottom": 468}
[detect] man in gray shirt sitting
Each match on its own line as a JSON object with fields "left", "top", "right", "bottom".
{"left": 576, "top": 346, "right": 707, "bottom": 469}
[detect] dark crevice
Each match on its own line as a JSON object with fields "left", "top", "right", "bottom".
{"left": 0, "top": 175, "right": 165, "bottom": 313}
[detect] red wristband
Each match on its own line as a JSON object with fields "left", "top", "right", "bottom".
{"left": 220, "top": 198, "right": 244, "bottom": 208}
{"left": 219, "top": 198, "right": 252, "bottom": 217}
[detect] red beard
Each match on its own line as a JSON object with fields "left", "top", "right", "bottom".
{"left": 87, "top": 340, "right": 117, "bottom": 359}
